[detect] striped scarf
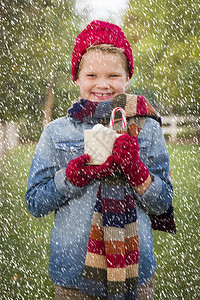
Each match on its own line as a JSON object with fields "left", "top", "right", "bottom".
{"left": 68, "top": 94, "right": 175, "bottom": 299}
{"left": 81, "top": 174, "right": 139, "bottom": 299}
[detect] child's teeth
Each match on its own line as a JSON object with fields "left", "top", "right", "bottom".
{"left": 95, "top": 93, "right": 110, "bottom": 96}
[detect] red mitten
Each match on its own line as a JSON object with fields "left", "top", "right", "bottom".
{"left": 112, "top": 134, "right": 149, "bottom": 187}
{"left": 81, "top": 155, "right": 117, "bottom": 179}
{"left": 66, "top": 154, "right": 92, "bottom": 187}
{"left": 66, "top": 154, "right": 117, "bottom": 187}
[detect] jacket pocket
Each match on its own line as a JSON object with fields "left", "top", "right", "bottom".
{"left": 55, "top": 139, "right": 84, "bottom": 167}
{"left": 138, "top": 139, "right": 151, "bottom": 164}
{"left": 55, "top": 139, "right": 84, "bottom": 152}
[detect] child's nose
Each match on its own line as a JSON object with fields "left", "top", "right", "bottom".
{"left": 96, "top": 78, "right": 110, "bottom": 89}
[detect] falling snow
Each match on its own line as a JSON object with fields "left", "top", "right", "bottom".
{"left": 0, "top": 0, "right": 199, "bottom": 299}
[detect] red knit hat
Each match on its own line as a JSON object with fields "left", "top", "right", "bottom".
{"left": 71, "top": 20, "right": 134, "bottom": 82}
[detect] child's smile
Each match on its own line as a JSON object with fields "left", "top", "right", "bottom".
{"left": 75, "top": 50, "right": 129, "bottom": 102}
{"left": 91, "top": 92, "right": 115, "bottom": 101}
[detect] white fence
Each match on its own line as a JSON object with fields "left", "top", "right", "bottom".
{"left": 162, "top": 115, "right": 199, "bottom": 142}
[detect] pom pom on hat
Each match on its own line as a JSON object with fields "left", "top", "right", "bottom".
{"left": 71, "top": 20, "right": 134, "bottom": 82}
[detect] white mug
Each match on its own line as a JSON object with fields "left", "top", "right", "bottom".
{"left": 84, "top": 107, "right": 127, "bottom": 165}
{"left": 84, "top": 126, "right": 120, "bottom": 165}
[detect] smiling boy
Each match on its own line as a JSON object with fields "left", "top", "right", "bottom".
{"left": 76, "top": 44, "right": 129, "bottom": 102}
{"left": 26, "top": 20, "right": 173, "bottom": 299}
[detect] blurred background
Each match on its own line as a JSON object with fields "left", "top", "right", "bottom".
{"left": 1, "top": 0, "right": 199, "bottom": 151}
{"left": 0, "top": 0, "right": 199, "bottom": 299}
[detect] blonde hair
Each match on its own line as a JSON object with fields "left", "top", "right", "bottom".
{"left": 77, "top": 44, "right": 129, "bottom": 78}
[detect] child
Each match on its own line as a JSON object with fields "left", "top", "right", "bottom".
{"left": 25, "top": 20, "right": 174, "bottom": 299}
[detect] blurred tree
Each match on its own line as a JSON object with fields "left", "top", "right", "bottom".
{"left": 123, "top": 0, "right": 200, "bottom": 115}
{"left": 1, "top": 0, "right": 81, "bottom": 139}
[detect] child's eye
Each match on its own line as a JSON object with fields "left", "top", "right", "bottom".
{"left": 87, "top": 74, "right": 96, "bottom": 78}
{"left": 110, "top": 74, "right": 120, "bottom": 78}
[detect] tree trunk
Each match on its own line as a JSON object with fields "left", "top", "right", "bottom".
{"left": 43, "top": 77, "right": 55, "bottom": 128}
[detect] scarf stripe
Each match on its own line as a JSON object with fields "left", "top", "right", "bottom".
{"left": 68, "top": 99, "right": 99, "bottom": 122}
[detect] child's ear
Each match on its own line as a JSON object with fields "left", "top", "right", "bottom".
{"left": 75, "top": 78, "right": 80, "bottom": 86}
{"left": 125, "top": 76, "right": 130, "bottom": 88}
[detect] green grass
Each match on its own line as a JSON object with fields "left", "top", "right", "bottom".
{"left": 0, "top": 143, "right": 199, "bottom": 299}
{"left": 153, "top": 144, "right": 200, "bottom": 299}
{"left": 0, "top": 144, "right": 54, "bottom": 299}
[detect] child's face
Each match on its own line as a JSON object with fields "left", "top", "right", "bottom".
{"left": 75, "top": 50, "right": 129, "bottom": 102}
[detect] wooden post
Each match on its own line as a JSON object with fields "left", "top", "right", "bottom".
{"left": 0, "top": 122, "right": 19, "bottom": 159}
{"left": 0, "top": 122, "right": 7, "bottom": 159}
{"left": 42, "top": 77, "right": 55, "bottom": 128}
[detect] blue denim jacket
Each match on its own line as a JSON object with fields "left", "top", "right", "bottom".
{"left": 25, "top": 116, "right": 173, "bottom": 287}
